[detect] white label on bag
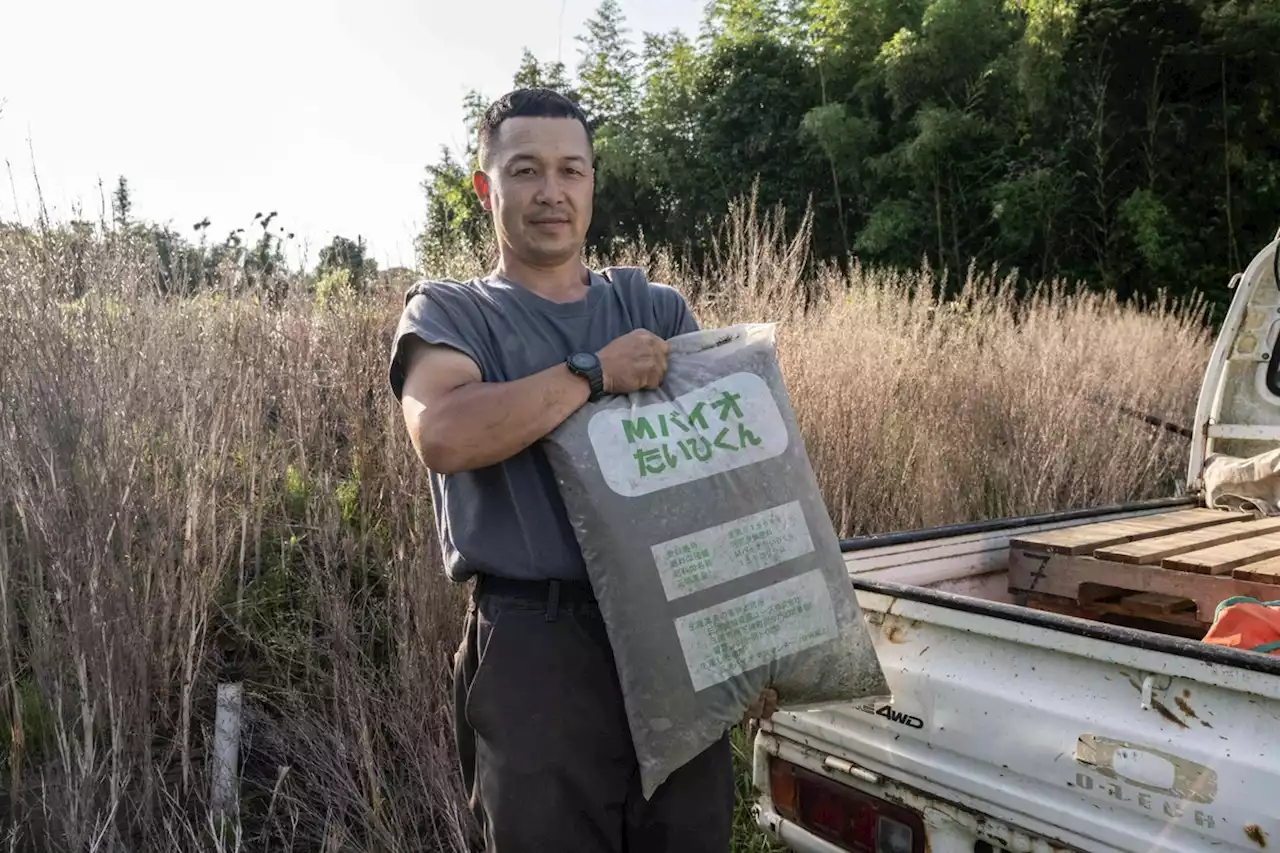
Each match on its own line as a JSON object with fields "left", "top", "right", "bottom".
{"left": 652, "top": 501, "right": 815, "bottom": 600}
{"left": 674, "top": 570, "right": 838, "bottom": 692}
{"left": 587, "top": 372, "right": 789, "bottom": 498}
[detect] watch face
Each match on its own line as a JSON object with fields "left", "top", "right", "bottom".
{"left": 569, "top": 353, "right": 598, "bottom": 371}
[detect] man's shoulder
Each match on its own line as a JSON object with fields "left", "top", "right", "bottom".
{"left": 600, "top": 265, "right": 696, "bottom": 337}
{"left": 402, "top": 275, "right": 491, "bottom": 309}
{"left": 601, "top": 265, "right": 688, "bottom": 304}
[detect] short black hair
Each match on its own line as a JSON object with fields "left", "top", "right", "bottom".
{"left": 476, "top": 88, "right": 594, "bottom": 169}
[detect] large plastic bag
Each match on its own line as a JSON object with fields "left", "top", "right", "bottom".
{"left": 542, "top": 323, "right": 889, "bottom": 799}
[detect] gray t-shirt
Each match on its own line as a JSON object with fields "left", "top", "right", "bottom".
{"left": 388, "top": 266, "right": 699, "bottom": 583}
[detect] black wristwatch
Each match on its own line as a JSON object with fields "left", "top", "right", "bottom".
{"left": 566, "top": 352, "right": 605, "bottom": 401}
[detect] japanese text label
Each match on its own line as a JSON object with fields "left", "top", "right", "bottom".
{"left": 587, "top": 372, "right": 789, "bottom": 498}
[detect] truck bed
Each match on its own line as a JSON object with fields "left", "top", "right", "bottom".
{"left": 840, "top": 496, "right": 1202, "bottom": 607}
{"left": 754, "top": 497, "right": 1280, "bottom": 853}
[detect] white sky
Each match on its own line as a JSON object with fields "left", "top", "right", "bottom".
{"left": 0, "top": 0, "right": 705, "bottom": 270}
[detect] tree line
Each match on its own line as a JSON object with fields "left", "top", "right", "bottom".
{"left": 419, "top": 0, "right": 1280, "bottom": 316}
{"left": 3, "top": 176, "right": 381, "bottom": 304}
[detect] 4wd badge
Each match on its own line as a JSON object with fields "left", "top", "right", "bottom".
{"left": 856, "top": 699, "right": 925, "bottom": 730}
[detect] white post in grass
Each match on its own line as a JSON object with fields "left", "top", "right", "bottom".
{"left": 211, "top": 682, "right": 244, "bottom": 818}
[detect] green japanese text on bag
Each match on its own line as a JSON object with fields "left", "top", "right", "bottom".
{"left": 542, "top": 323, "right": 889, "bottom": 799}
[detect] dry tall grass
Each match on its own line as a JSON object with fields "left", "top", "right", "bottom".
{"left": 0, "top": 202, "right": 1210, "bottom": 852}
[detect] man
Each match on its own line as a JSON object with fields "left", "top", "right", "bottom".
{"left": 386, "top": 88, "right": 739, "bottom": 851}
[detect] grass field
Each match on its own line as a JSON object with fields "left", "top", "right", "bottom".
{"left": 0, "top": 203, "right": 1210, "bottom": 851}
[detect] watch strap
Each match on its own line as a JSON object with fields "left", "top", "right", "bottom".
{"left": 568, "top": 353, "right": 605, "bottom": 400}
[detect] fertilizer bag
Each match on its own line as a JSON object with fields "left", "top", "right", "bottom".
{"left": 542, "top": 323, "right": 889, "bottom": 799}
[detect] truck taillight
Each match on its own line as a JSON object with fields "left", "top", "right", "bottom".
{"left": 769, "top": 755, "right": 799, "bottom": 819}
{"left": 768, "top": 757, "right": 926, "bottom": 853}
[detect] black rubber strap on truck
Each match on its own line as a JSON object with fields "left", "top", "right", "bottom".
{"left": 838, "top": 496, "right": 1197, "bottom": 553}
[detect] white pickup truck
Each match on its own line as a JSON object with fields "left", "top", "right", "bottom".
{"left": 751, "top": 237, "right": 1280, "bottom": 853}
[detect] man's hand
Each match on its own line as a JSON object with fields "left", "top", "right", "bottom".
{"left": 597, "top": 330, "right": 668, "bottom": 394}
{"left": 742, "top": 687, "right": 778, "bottom": 727}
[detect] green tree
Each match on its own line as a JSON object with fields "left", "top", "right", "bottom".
{"left": 632, "top": 31, "right": 705, "bottom": 246}
{"left": 575, "top": 1, "right": 653, "bottom": 253}
{"left": 418, "top": 148, "right": 485, "bottom": 269}
{"left": 686, "top": 35, "right": 828, "bottom": 255}
{"left": 576, "top": 0, "right": 640, "bottom": 129}
{"left": 317, "top": 234, "right": 376, "bottom": 292}
{"left": 704, "top": 0, "right": 787, "bottom": 41}
{"left": 413, "top": 0, "right": 1280, "bottom": 311}
{"left": 513, "top": 48, "right": 574, "bottom": 96}
{"left": 112, "top": 176, "right": 132, "bottom": 229}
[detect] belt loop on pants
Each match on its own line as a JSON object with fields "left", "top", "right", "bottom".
{"left": 545, "top": 579, "right": 561, "bottom": 622}
{"left": 471, "top": 574, "right": 593, "bottom": 612}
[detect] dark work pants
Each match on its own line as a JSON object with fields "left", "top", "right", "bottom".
{"left": 452, "top": 576, "right": 735, "bottom": 853}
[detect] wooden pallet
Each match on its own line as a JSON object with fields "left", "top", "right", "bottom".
{"left": 1008, "top": 508, "right": 1280, "bottom": 633}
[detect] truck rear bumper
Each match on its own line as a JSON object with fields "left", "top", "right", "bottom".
{"left": 753, "top": 802, "right": 850, "bottom": 853}
{"left": 753, "top": 728, "right": 1094, "bottom": 853}
{"left": 755, "top": 794, "right": 1078, "bottom": 853}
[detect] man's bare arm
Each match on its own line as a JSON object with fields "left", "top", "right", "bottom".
{"left": 399, "top": 329, "right": 670, "bottom": 474}
{"left": 399, "top": 339, "right": 590, "bottom": 474}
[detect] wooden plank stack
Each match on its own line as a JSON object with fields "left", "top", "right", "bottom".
{"left": 1008, "top": 508, "right": 1280, "bottom": 638}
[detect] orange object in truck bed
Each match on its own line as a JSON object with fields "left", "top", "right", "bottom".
{"left": 1202, "top": 596, "right": 1280, "bottom": 654}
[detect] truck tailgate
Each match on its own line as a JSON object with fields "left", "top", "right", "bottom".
{"left": 759, "top": 581, "right": 1280, "bottom": 853}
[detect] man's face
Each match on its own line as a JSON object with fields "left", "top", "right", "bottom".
{"left": 474, "top": 116, "right": 594, "bottom": 267}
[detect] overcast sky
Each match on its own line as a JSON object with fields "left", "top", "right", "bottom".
{"left": 0, "top": 0, "right": 705, "bottom": 269}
